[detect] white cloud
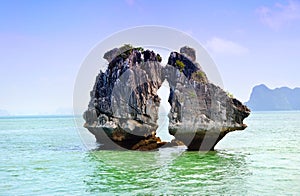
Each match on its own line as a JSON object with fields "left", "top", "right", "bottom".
{"left": 257, "top": 0, "right": 300, "bottom": 29}
{"left": 205, "top": 37, "right": 249, "bottom": 56}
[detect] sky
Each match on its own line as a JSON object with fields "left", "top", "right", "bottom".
{"left": 1, "top": 0, "right": 300, "bottom": 115}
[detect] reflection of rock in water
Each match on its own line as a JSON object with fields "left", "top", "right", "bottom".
{"left": 85, "top": 149, "right": 249, "bottom": 195}
{"left": 83, "top": 45, "right": 250, "bottom": 151}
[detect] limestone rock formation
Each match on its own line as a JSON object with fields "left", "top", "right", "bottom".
{"left": 165, "top": 51, "right": 250, "bottom": 150}
{"left": 83, "top": 45, "right": 250, "bottom": 151}
{"left": 180, "top": 46, "right": 196, "bottom": 62}
{"left": 84, "top": 46, "right": 166, "bottom": 150}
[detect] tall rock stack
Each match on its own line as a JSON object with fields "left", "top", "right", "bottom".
{"left": 84, "top": 46, "right": 166, "bottom": 150}
{"left": 83, "top": 45, "right": 250, "bottom": 151}
{"left": 165, "top": 47, "right": 250, "bottom": 150}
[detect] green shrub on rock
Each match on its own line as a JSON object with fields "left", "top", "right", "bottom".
{"left": 192, "top": 71, "right": 208, "bottom": 83}
{"left": 176, "top": 60, "right": 185, "bottom": 72}
{"left": 156, "top": 54, "right": 162, "bottom": 62}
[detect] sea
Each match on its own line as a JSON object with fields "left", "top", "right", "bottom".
{"left": 1, "top": 111, "right": 300, "bottom": 195}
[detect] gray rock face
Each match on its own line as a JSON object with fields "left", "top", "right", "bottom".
{"left": 84, "top": 47, "right": 167, "bottom": 150}
{"left": 166, "top": 72, "right": 249, "bottom": 150}
{"left": 180, "top": 46, "right": 196, "bottom": 62}
{"left": 83, "top": 45, "right": 250, "bottom": 151}
{"left": 165, "top": 51, "right": 249, "bottom": 150}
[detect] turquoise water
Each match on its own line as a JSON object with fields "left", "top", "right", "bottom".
{"left": 1, "top": 112, "right": 300, "bottom": 195}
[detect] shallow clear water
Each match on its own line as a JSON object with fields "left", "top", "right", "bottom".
{"left": 0, "top": 112, "right": 300, "bottom": 195}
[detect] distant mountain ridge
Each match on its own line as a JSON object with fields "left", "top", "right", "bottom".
{"left": 246, "top": 84, "right": 300, "bottom": 111}
{"left": 0, "top": 109, "right": 10, "bottom": 116}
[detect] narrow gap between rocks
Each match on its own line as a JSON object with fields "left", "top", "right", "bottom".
{"left": 156, "top": 80, "right": 174, "bottom": 142}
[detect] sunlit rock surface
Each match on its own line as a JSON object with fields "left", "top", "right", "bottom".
{"left": 83, "top": 45, "right": 250, "bottom": 151}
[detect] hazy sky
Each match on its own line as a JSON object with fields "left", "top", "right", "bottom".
{"left": 1, "top": 0, "right": 300, "bottom": 115}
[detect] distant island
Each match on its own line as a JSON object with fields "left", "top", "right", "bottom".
{"left": 0, "top": 109, "right": 10, "bottom": 116}
{"left": 246, "top": 84, "right": 300, "bottom": 111}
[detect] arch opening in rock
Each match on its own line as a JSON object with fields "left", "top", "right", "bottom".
{"left": 156, "top": 80, "right": 174, "bottom": 142}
